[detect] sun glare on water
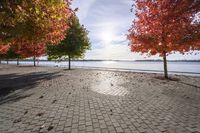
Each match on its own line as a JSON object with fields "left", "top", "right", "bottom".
{"left": 102, "top": 61, "right": 117, "bottom": 64}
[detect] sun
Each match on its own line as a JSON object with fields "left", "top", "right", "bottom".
{"left": 101, "top": 31, "right": 115, "bottom": 43}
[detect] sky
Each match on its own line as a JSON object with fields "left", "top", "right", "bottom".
{"left": 72, "top": 0, "right": 199, "bottom": 60}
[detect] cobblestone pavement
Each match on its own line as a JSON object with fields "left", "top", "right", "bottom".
{"left": 0, "top": 65, "right": 200, "bottom": 133}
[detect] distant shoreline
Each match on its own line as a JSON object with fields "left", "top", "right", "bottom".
{"left": 1, "top": 59, "right": 200, "bottom": 62}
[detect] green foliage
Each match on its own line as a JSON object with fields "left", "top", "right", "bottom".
{"left": 6, "top": 48, "right": 21, "bottom": 59}
{"left": 47, "top": 15, "right": 91, "bottom": 61}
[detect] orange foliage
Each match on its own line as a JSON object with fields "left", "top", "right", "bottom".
{"left": 0, "top": 0, "right": 73, "bottom": 58}
{"left": 128, "top": 0, "right": 200, "bottom": 56}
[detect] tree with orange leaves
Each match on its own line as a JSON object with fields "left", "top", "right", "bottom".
{"left": 0, "top": 0, "right": 73, "bottom": 66}
{"left": 128, "top": 0, "right": 200, "bottom": 78}
{"left": 0, "top": 0, "right": 72, "bottom": 44}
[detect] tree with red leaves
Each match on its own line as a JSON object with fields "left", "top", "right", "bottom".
{"left": 128, "top": 0, "right": 200, "bottom": 78}
{"left": 15, "top": 43, "right": 46, "bottom": 66}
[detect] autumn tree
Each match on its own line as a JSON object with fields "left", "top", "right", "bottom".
{"left": 0, "top": 0, "right": 73, "bottom": 66}
{"left": 15, "top": 43, "right": 46, "bottom": 66}
{"left": 128, "top": 0, "right": 200, "bottom": 78}
{"left": 47, "top": 15, "right": 91, "bottom": 70}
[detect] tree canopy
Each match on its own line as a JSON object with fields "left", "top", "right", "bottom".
{"left": 0, "top": 45, "right": 9, "bottom": 59}
{"left": 6, "top": 46, "right": 21, "bottom": 60}
{"left": 0, "top": 0, "right": 72, "bottom": 53}
{"left": 15, "top": 43, "right": 46, "bottom": 58}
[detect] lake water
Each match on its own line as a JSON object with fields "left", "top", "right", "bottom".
{"left": 1, "top": 60, "right": 200, "bottom": 76}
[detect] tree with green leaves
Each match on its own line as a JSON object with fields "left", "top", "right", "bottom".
{"left": 47, "top": 15, "right": 91, "bottom": 70}
{"left": 6, "top": 46, "right": 22, "bottom": 65}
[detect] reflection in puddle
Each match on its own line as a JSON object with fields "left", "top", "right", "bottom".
{"left": 91, "top": 72, "right": 129, "bottom": 96}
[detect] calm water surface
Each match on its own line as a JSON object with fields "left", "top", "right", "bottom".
{"left": 2, "top": 60, "right": 200, "bottom": 76}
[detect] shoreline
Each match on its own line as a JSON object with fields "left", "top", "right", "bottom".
{"left": 1, "top": 59, "right": 200, "bottom": 62}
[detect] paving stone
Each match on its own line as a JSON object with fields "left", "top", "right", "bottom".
{"left": 71, "top": 128, "right": 78, "bottom": 133}
{"left": 86, "top": 126, "right": 93, "bottom": 132}
{"left": 64, "top": 127, "right": 71, "bottom": 132}
{"left": 116, "top": 127, "right": 124, "bottom": 133}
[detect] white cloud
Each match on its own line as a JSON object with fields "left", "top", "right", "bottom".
{"left": 85, "top": 43, "right": 200, "bottom": 60}
{"left": 72, "top": 0, "right": 96, "bottom": 21}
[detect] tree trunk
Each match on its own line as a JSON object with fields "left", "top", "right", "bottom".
{"left": 33, "top": 56, "right": 36, "bottom": 67}
{"left": 17, "top": 58, "right": 19, "bottom": 65}
{"left": 33, "top": 44, "right": 36, "bottom": 67}
{"left": 68, "top": 55, "right": 71, "bottom": 70}
{"left": 6, "top": 59, "right": 8, "bottom": 64}
{"left": 163, "top": 52, "right": 168, "bottom": 79}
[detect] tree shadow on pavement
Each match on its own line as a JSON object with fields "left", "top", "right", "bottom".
{"left": 0, "top": 71, "right": 62, "bottom": 105}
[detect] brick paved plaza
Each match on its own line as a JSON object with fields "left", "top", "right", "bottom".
{"left": 0, "top": 65, "right": 200, "bottom": 133}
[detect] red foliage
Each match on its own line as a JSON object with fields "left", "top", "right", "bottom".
{"left": 0, "top": 45, "right": 10, "bottom": 58}
{"left": 0, "top": 45, "right": 10, "bottom": 55}
{"left": 128, "top": 0, "right": 200, "bottom": 56}
{"left": 14, "top": 42, "right": 45, "bottom": 58}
